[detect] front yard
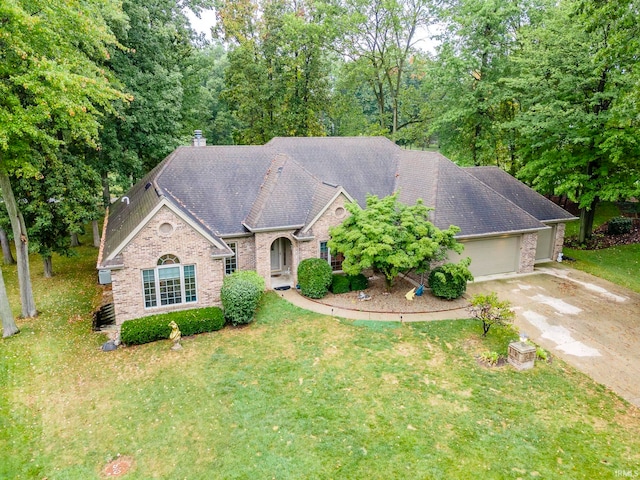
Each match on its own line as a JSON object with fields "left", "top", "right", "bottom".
{"left": 1, "top": 246, "right": 640, "bottom": 479}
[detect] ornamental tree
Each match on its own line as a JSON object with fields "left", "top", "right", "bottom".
{"left": 469, "top": 292, "right": 515, "bottom": 337}
{"left": 328, "top": 192, "right": 463, "bottom": 289}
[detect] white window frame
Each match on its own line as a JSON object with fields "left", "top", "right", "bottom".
{"left": 225, "top": 242, "right": 237, "bottom": 275}
{"left": 142, "top": 262, "right": 197, "bottom": 309}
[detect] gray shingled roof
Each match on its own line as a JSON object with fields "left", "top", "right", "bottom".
{"left": 396, "top": 152, "right": 544, "bottom": 237}
{"left": 243, "top": 154, "right": 341, "bottom": 231}
{"left": 466, "top": 167, "right": 577, "bottom": 222}
{"left": 99, "top": 137, "right": 573, "bottom": 268}
{"left": 266, "top": 137, "right": 399, "bottom": 205}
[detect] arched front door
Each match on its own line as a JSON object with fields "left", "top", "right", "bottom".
{"left": 270, "top": 237, "right": 293, "bottom": 288}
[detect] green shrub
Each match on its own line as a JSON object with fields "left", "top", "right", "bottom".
{"left": 607, "top": 216, "right": 632, "bottom": 235}
{"left": 121, "top": 307, "right": 225, "bottom": 345}
{"left": 347, "top": 273, "right": 369, "bottom": 291}
{"left": 428, "top": 258, "right": 474, "bottom": 300}
{"left": 331, "top": 274, "right": 351, "bottom": 294}
{"left": 297, "top": 258, "right": 333, "bottom": 299}
{"left": 221, "top": 270, "right": 265, "bottom": 326}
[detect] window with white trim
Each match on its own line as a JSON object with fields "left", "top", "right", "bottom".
{"left": 225, "top": 242, "right": 237, "bottom": 275}
{"left": 319, "top": 241, "right": 344, "bottom": 271}
{"left": 142, "top": 255, "right": 197, "bottom": 308}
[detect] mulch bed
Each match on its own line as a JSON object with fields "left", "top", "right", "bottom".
{"left": 564, "top": 218, "right": 640, "bottom": 250}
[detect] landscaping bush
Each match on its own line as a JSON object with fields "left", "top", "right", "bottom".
{"left": 221, "top": 270, "right": 265, "bottom": 326}
{"left": 347, "top": 273, "right": 369, "bottom": 291}
{"left": 297, "top": 258, "right": 333, "bottom": 298}
{"left": 428, "top": 258, "right": 474, "bottom": 300}
{"left": 120, "top": 307, "right": 225, "bottom": 345}
{"left": 331, "top": 274, "right": 351, "bottom": 294}
{"left": 607, "top": 216, "right": 632, "bottom": 235}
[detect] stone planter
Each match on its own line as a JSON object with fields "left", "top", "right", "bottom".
{"left": 508, "top": 341, "right": 536, "bottom": 371}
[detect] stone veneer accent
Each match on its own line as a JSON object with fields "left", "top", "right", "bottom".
{"left": 111, "top": 206, "right": 225, "bottom": 324}
{"left": 518, "top": 232, "right": 537, "bottom": 273}
{"left": 552, "top": 222, "right": 566, "bottom": 262}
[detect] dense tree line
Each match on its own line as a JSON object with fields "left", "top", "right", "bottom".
{"left": 0, "top": 0, "right": 638, "bottom": 336}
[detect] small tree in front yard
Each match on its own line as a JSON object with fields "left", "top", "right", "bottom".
{"left": 469, "top": 292, "right": 515, "bottom": 337}
{"left": 328, "top": 193, "right": 463, "bottom": 289}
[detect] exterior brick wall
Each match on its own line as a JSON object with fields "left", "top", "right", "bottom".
{"left": 111, "top": 206, "right": 224, "bottom": 324}
{"left": 518, "top": 232, "right": 537, "bottom": 273}
{"left": 553, "top": 223, "right": 566, "bottom": 262}
{"left": 224, "top": 236, "right": 256, "bottom": 272}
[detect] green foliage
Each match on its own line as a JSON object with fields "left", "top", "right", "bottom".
{"left": 347, "top": 273, "right": 369, "bottom": 291}
{"left": 607, "top": 217, "right": 632, "bottom": 235}
{"left": 220, "top": 270, "right": 265, "bottom": 326}
{"left": 329, "top": 193, "right": 462, "bottom": 289}
{"left": 120, "top": 307, "right": 225, "bottom": 345}
{"left": 536, "top": 346, "right": 549, "bottom": 362}
{"left": 297, "top": 258, "right": 333, "bottom": 299}
{"left": 216, "top": 0, "right": 331, "bottom": 143}
{"left": 469, "top": 292, "right": 515, "bottom": 337}
{"left": 330, "top": 274, "right": 351, "bottom": 294}
{"left": 479, "top": 351, "right": 501, "bottom": 366}
{"left": 428, "top": 258, "right": 474, "bottom": 300}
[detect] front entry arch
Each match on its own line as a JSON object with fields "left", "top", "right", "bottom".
{"left": 270, "top": 237, "right": 294, "bottom": 288}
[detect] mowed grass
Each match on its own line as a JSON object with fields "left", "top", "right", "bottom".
{"left": 563, "top": 202, "right": 640, "bottom": 293}
{"left": 2, "top": 247, "right": 640, "bottom": 479}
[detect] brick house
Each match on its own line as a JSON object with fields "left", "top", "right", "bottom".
{"left": 97, "top": 136, "right": 576, "bottom": 325}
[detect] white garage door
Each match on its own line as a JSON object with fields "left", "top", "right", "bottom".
{"left": 448, "top": 236, "right": 521, "bottom": 277}
{"left": 535, "top": 226, "right": 555, "bottom": 262}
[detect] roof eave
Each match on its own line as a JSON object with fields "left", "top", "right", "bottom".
{"left": 455, "top": 226, "right": 549, "bottom": 240}
{"left": 242, "top": 222, "right": 305, "bottom": 233}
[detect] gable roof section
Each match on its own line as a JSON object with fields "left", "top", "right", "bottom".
{"left": 157, "top": 146, "right": 275, "bottom": 235}
{"left": 395, "top": 151, "right": 546, "bottom": 237}
{"left": 266, "top": 137, "right": 399, "bottom": 205}
{"left": 466, "top": 166, "right": 577, "bottom": 223}
{"left": 97, "top": 149, "right": 233, "bottom": 269}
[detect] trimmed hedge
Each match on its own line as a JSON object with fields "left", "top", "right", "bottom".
{"left": 348, "top": 273, "right": 369, "bottom": 291}
{"left": 298, "top": 258, "right": 333, "bottom": 298}
{"left": 331, "top": 274, "right": 351, "bottom": 294}
{"left": 608, "top": 216, "right": 632, "bottom": 235}
{"left": 428, "top": 259, "right": 474, "bottom": 300}
{"left": 120, "top": 307, "right": 225, "bottom": 346}
{"left": 221, "top": 270, "right": 265, "bottom": 326}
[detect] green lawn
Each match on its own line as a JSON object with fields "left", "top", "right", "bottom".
{"left": 563, "top": 201, "right": 640, "bottom": 292}
{"left": 2, "top": 247, "right": 640, "bottom": 479}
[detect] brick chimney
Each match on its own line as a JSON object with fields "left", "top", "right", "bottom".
{"left": 192, "top": 130, "right": 206, "bottom": 147}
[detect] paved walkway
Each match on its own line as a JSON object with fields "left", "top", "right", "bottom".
{"left": 277, "top": 266, "right": 640, "bottom": 408}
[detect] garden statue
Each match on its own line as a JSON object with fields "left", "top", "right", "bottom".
{"left": 169, "top": 321, "right": 182, "bottom": 350}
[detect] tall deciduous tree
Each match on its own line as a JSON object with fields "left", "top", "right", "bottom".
{"left": 428, "top": 0, "right": 544, "bottom": 169}
{"left": 328, "top": 193, "right": 462, "bottom": 288}
{"left": 332, "top": 0, "right": 434, "bottom": 137}
{"left": 215, "top": 0, "right": 332, "bottom": 143}
{"left": 0, "top": 0, "right": 128, "bottom": 323}
{"left": 508, "top": 0, "right": 640, "bottom": 242}
{"left": 12, "top": 152, "right": 102, "bottom": 277}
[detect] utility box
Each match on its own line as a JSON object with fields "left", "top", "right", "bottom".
{"left": 98, "top": 269, "right": 112, "bottom": 285}
{"left": 508, "top": 341, "right": 536, "bottom": 371}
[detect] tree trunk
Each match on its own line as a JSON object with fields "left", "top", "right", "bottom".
{"left": 0, "top": 228, "right": 15, "bottom": 265}
{"left": 42, "top": 255, "right": 53, "bottom": 278}
{"left": 70, "top": 233, "right": 80, "bottom": 247}
{"left": 92, "top": 220, "right": 101, "bottom": 248}
{"left": 101, "top": 171, "right": 110, "bottom": 207}
{"left": 0, "top": 267, "right": 19, "bottom": 338}
{"left": 578, "top": 199, "right": 599, "bottom": 244}
{"left": 0, "top": 171, "right": 37, "bottom": 318}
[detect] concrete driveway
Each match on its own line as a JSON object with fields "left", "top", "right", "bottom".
{"left": 466, "top": 265, "right": 640, "bottom": 408}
